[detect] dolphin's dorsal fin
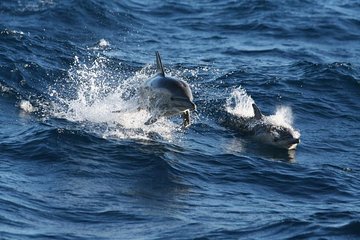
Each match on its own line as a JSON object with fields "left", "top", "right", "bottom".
{"left": 252, "top": 103, "right": 263, "bottom": 120}
{"left": 155, "top": 51, "right": 165, "bottom": 76}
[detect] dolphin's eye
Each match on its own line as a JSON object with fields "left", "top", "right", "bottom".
{"left": 170, "top": 97, "right": 174, "bottom": 101}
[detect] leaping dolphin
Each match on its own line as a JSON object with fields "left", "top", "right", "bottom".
{"left": 221, "top": 103, "right": 300, "bottom": 150}
{"left": 137, "top": 52, "right": 196, "bottom": 127}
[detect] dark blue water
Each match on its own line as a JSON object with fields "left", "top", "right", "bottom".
{"left": 1, "top": 0, "right": 360, "bottom": 239}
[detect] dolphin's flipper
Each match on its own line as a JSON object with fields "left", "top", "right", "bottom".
{"left": 155, "top": 51, "right": 165, "bottom": 76}
{"left": 252, "top": 103, "right": 263, "bottom": 120}
{"left": 182, "top": 110, "right": 190, "bottom": 127}
{"left": 145, "top": 116, "right": 158, "bottom": 125}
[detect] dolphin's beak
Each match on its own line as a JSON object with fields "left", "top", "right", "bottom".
{"left": 183, "top": 100, "right": 196, "bottom": 110}
{"left": 190, "top": 101, "right": 196, "bottom": 111}
{"left": 173, "top": 97, "right": 196, "bottom": 111}
{"left": 287, "top": 138, "right": 300, "bottom": 149}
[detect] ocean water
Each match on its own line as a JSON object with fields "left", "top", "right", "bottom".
{"left": 1, "top": 0, "right": 360, "bottom": 239}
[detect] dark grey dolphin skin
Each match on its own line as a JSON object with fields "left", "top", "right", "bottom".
{"left": 220, "top": 103, "right": 300, "bottom": 150}
{"left": 138, "top": 52, "right": 196, "bottom": 127}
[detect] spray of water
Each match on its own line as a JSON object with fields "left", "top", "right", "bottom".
{"left": 268, "top": 106, "right": 301, "bottom": 139}
{"left": 225, "top": 86, "right": 255, "bottom": 117}
{"left": 19, "top": 100, "right": 36, "bottom": 113}
{"left": 225, "top": 87, "right": 300, "bottom": 138}
{"left": 48, "top": 54, "right": 186, "bottom": 141}
{"left": 268, "top": 106, "right": 293, "bottom": 126}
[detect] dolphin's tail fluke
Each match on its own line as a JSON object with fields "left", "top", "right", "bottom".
{"left": 155, "top": 51, "right": 165, "bottom": 76}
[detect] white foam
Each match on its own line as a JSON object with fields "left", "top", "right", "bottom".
{"left": 89, "top": 39, "right": 111, "bottom": 50}
{"left": 19, "top": 100, "right": 35, "bottom": 113}
{"left": 98, "top": 39, "right": 110, "bottom": 48}
{"left": 0, "top": 83, "right": 11, "bottom": 93}
{"left": 1, "top": 29, "right": 25, "bottom": 35}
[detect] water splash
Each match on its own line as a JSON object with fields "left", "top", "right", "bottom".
{"left": 225, "top": 86, "right": 255, "bottom": 117}
{"left": 0, "top": 82, "right": 12, "bottom": 93}
{"left": 48, "top": 55, "right": 184, "bottom": 141}
{"left": 19, "top": 100, "right": 36, "bottom": 113}
{"left": 225, "top": 86, "right": 301, "bottom": 139}
{"left": 268, "top": 106, "right": 294, "bottom": 127}
{"left": 268, "top": 106, "right": 301, "bottom": 139}
{"left": 88, "top": 39, "right": 111, "bottom": 50}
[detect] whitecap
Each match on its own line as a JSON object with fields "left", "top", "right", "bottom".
{"left": 19, "top": 100, "right": 35, "bottom": 113}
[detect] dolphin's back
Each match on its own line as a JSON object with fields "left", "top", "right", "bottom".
{"left": 145, "top": 74, "right": 192, "bottom": 100}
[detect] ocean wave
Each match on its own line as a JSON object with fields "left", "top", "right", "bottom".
{"left": 1, "top": 0, "right": 360, "bottom": 239}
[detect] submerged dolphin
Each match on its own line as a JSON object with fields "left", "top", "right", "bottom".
{"left": 221, "top": 103, "right": 300, "bottom": 150}
{"left": 138, "top": 52, "right": 196, "bottom": 127}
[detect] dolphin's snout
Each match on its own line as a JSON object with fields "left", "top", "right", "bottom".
{"left": 173, "top": 97, "right": 196, "bottom": 111}
{"left": 183, "top": 100, "right": 196, "bottom": 111}
{"left": 190, "top": 101, "right": 196, "bottom": 111}
{"left": 290, "top": 138, "right": 300, "bottom": 145}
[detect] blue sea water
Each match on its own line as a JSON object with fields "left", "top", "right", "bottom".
{"left": 1, "top": 0, "right": 360, "bottom": 239}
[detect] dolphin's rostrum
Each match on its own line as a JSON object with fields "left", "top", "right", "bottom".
{"left": 138, "top": 52, "right": 196, "bottom": 127}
